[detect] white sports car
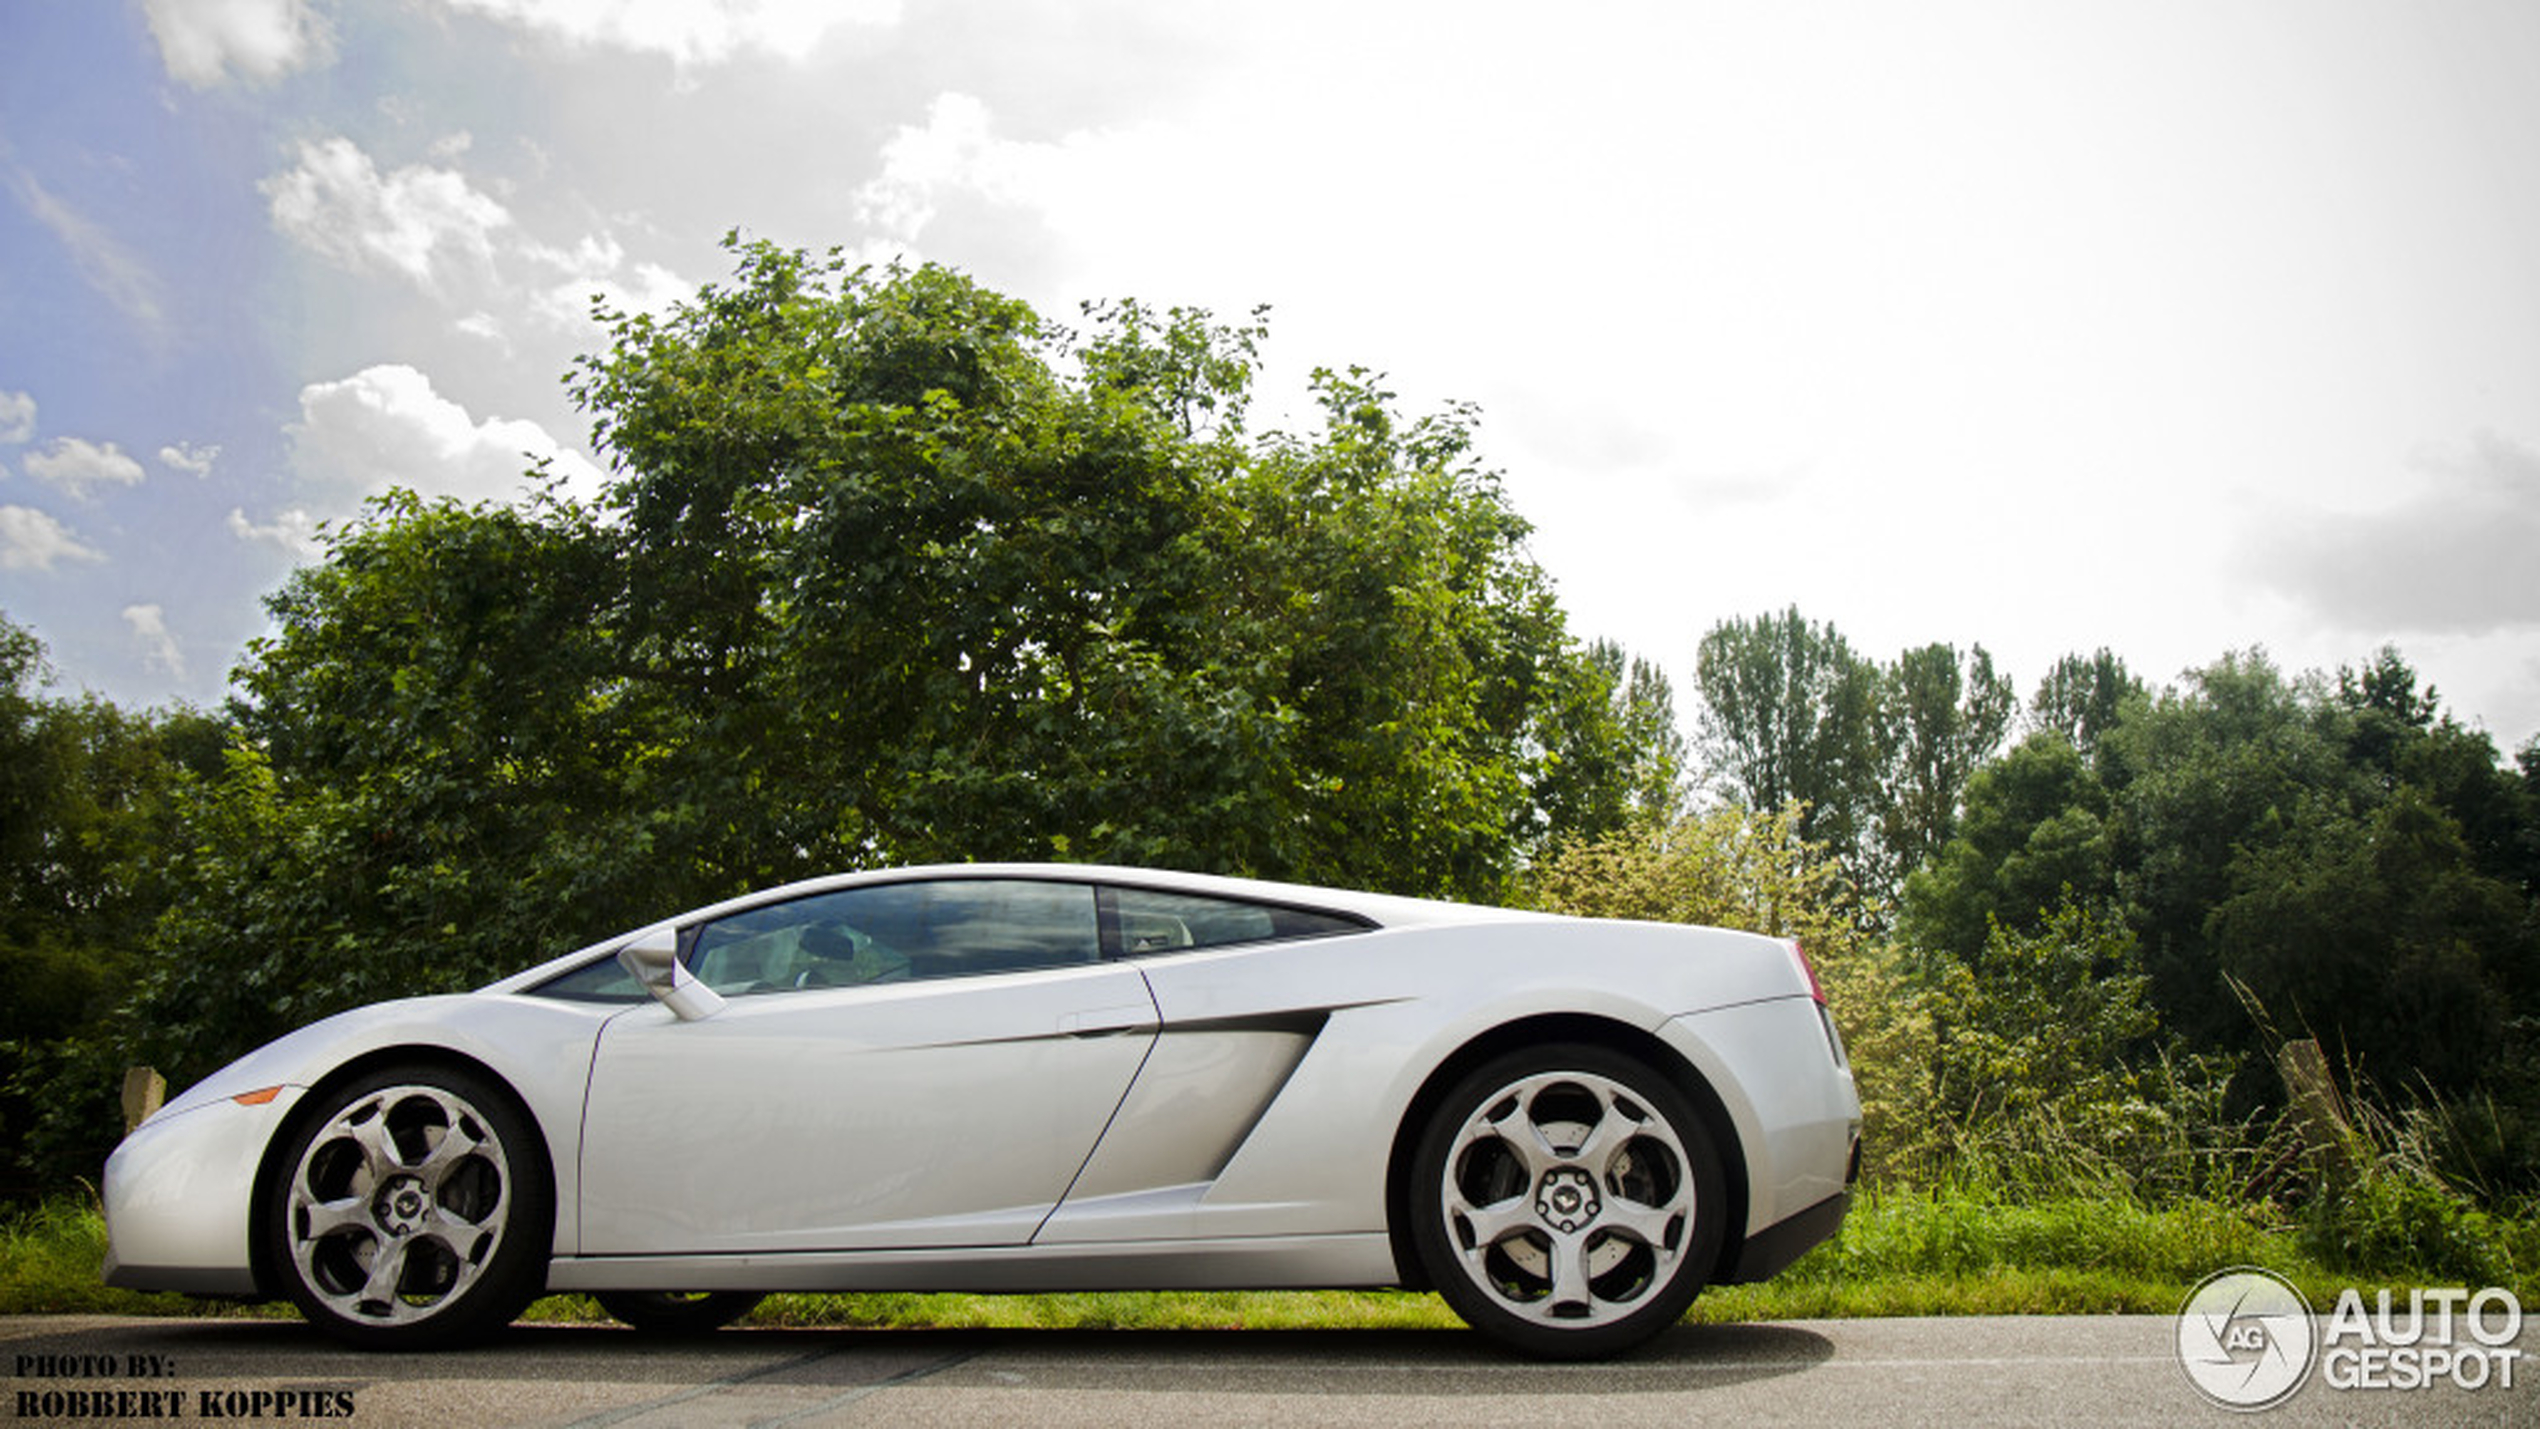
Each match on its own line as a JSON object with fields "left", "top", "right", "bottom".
{"left": 103, "top": 864, "right": 1860, "bottom": 1358}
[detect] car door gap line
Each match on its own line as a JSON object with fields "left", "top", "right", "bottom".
{"left": 1030, "top": 1014, "right": 1163, "bottom": 1242}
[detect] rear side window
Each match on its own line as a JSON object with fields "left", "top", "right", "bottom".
{"left": 1105, "top": 886, "right": 1370, "bottom": 955}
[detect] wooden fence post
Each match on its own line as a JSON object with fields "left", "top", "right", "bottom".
{"left": 121, "top": 1066, "right": 165, "bottom": 1134}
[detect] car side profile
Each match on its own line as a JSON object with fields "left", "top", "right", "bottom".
{"left": 103, "top": 864, "right": 1861, "bottom": 1358}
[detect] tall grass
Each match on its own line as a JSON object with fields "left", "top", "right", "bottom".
{"left": 0, "top": 1196, "right": 212, "bottom": 1317}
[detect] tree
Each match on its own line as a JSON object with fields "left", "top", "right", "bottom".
{"left": 1908, "top": 643, "right": 2540, "bottom": 1162}
{"left": 2027, "top": 648, "right": 2143, "bottom": 755}
{"left": 131, "top": 240, "right": 1659, "bottom": 1091}
{"left": 1899, "top": 730, "right": 2117, "bottom": 966}
{"left": 0, "top": 613, "right": 222, "bottom": 1192}
{"left": 1528, "top": 639, "right": 1685, "bottom": 840}
{"left": 567, "top": 244, "right": 1614, "bottom": 893}
{"left": 2210, "top": 787, "right": 2529, "bottom": 1092}
{"left": 1872, "top": 641, "right": 2015, "bottom": 888}
{"left": 1692, "top": 608, "right": 1881, "bottom": 875}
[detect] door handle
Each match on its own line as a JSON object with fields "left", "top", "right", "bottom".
{"left": 1060, "top": 1003, "right": 1157, "bottom": 1037}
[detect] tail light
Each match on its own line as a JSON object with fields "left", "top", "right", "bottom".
{"left": 1787, "top": 939, "right": 1827, "bottom": 1005}
{"left": 1790, "top": 939, "right": 1848, "bottom": 1069}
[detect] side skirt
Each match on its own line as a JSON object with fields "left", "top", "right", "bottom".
{"left": 546, "top": 1232, "right": 1398, "bottom": 1295}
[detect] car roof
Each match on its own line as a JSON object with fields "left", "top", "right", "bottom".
{"left": 479, "top": 863, "right": 1550, "bottom": 993}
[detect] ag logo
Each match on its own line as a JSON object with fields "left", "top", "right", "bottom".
{"left": 2178, "top": 1267, "right": 2317, "bottom": 1410}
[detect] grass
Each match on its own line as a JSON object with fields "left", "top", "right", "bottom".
{"left": 0, "top": 1197, "right": 258, "bottom": 1319}
{"left": 11, "top": 1182, "right": 2532, "bottom": 1329}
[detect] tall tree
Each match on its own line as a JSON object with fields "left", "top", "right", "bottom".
{"left": 1692, "top": 608, "right": 1881, "bottom": 874}
{"left": 2027, "top": 648, "right": 2143, "bottom": 755}
{"left": 131, "top": 241, "right": 1659, "bottom": 1089}
{"left": 1873, "top": 641, "right": 2015, "bottom": 887}
{"left": 1529, "top": 638, "right": 1686, "bottom": 839}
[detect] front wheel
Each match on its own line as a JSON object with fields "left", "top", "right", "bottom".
{"left": 265, "top": 1064, "right": 551, "bottom": 1349}
{"left": 596, "top": 1291, "right": 766, "bottom": 1334}
{"left": 1409, "top": 1043, "right": 1726, "bottom": 1358}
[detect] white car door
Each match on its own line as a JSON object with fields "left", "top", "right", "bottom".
{"left": 576, "top": 878, "right": 1159, "bottom": 1254}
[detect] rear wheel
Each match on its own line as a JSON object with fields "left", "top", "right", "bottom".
{"left": 265, "top": 1063, "right": 550, "bottom": 1349}
{"left": 1409, "top": 1043, "right": 1726, "bottom": 1358}
{"left": 597, "top": 1291, "right": 766, "bottom": 1334}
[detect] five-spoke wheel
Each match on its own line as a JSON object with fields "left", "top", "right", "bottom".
{"left": 1411, "top": 1044, "right": 1725, "bottom": 1358}
{"left": 266, "top": 1065, "right": 549, "bottom": 1348}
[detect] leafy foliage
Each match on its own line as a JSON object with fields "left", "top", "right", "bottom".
{"left": 1692, "top": 609, "right": 1882, "bottom": 876}
{"left": 1894, "top": 644, "right": 2540, "bottom": 1189}
{"left": 1692, "top": 612, "right": 2019, "bottom": 904}
{"left": 1872, "top": 642, "right": 2015, "bottom": 892}
{"left": 0, "top": 614, "right": 222, "bottom": 1192}
{"left": 110, "top": 239, "right": 1663, "bottom": 1095}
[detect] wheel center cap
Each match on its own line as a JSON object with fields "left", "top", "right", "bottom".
{"left": 1535, "top": 1167, "right": 1601, "bottom": 1233}
{"left": 375, "top": 1177, "right": 428, "bottom": 1234}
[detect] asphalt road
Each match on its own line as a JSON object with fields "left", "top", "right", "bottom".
{"left": 5, "top": 1313, "right": 2532, "bottom": 1427}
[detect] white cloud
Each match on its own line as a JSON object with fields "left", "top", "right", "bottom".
{"left": 121, "top": 605, "right": 187, "bottom": 681}
{"left": 263, "top": 137, "right": 512, "bottom": 287}
{"left": 440, "top": 0, "right": 899, "bottom": 67}
{"left": 2248, "top": 433, "right": 2540, "bottom": 637}
{"left": 855, "top": 93, "right": 1058, "bottom": 253}
{"left": 142, "top": 0, "right": 331, "bottom": 87}
{"left": 0, "top": 506, "right": 104, "bottom": 571}
{"left": 159, "top": 442, "right": 221, "bottom": 477}
{"left": 289, "top": 363, "right": 606, "bottom": 508}
{"left": 7, "top": 165, "right": 168, "bottom": 337}
{"left": 227, "top": 506, "right": 327, "bottom": 557}
{"left": 0, "top": 391, "right": 33, "bottom": 445}
{"left": 519, "top": 232, "right": 694, "bottom": 330}
{"left": 454, "top": 311, "right": 507, "bottom": 346}
{"left": 24, "top": 438, "right": 147, "bottom": 499}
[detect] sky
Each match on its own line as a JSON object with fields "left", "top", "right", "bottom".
{"left": 4, "top": 0, "right": 2539, "bottom": 752}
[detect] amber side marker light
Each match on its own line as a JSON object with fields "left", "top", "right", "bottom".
{"left": 231, "top": 1087, "right": 283, "bottom": 1106}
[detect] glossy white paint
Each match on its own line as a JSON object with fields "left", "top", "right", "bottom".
{"left": 1048, "top": 1027, "right": 1317, "bottom": 1209}
{"left": 1665, "top": 999, "right": 1862, "bottom": 1228}
{"left": 103, "top": 863, "right": 1862, "bottom": 1333}
{"left": 101, "top": 1089, "right": 304, "bottom": 1293}
{"left": 576, "top": 961, "right": 1159, "bottom": 1253}
{"left": 103, "top": 993, "right": 614, "bottom": 1276}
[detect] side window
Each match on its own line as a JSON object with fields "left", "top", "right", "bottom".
{"left": 690, "top": 880, "right": 1100, "bottom": 995}
{"left": 1107, "top": 886, "right": 1370, "bottom": 955}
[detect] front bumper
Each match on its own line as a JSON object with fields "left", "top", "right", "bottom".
{"left": 100, "top": 1087, "right": 304, "bottom": 1296}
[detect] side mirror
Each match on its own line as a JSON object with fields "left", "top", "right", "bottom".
{"left": 616, "top": 928, "right": 726, "bottom": 1022}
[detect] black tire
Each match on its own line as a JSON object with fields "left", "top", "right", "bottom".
{"left": 1408, "top": 1042, "right": 1727, "bottom": 1359}
{"left": 264, "top": 1062, "right": 551, "bottom": 1350}
{"left": 596, "top": 1291, "right": 766, "bottom": 1334}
